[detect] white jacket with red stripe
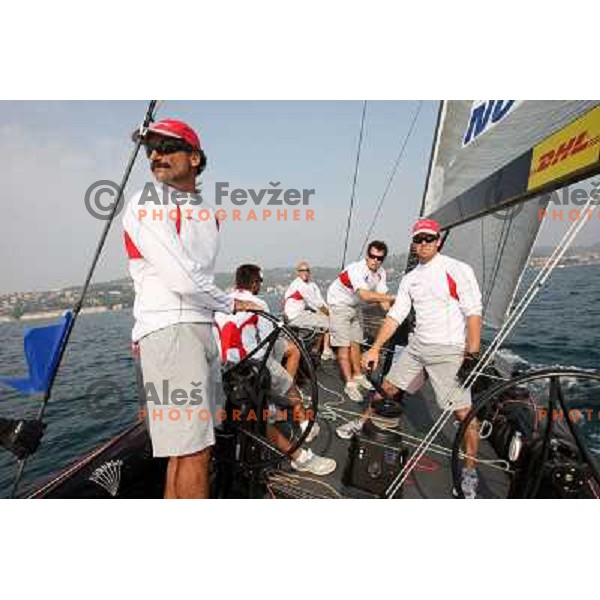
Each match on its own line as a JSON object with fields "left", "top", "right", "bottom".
{"left": 214, "top": 289, "right": 271, "bottom": 363}
{"left": 122, "top": 183, "right": 233, "bottom": 342}
{"left": 326, "top": 260, "right": 388, "bottom": 308}
{"left": 283, "top": 277, "right": 327, "bottom": 320}
{"left": 388, "top": 253, "right": 482, "bottom": 347}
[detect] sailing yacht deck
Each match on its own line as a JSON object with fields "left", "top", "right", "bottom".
{"left": 266, "top": 360, "right": 509, "bottom": 499}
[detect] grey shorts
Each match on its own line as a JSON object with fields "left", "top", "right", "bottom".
{"left": 267, "top": 358, "right": 293, "bottom": 397}
{"left": 385, "top": 338, "right": 471, "bottom": 411}
{"left": 289, "top": 310, "right": 329, "bottom": 330}
{"left": 329, "top": 305, "right": 363, "bottom": 347}
{"left": 139, "top": 322, "right": 220, "bottom": 457}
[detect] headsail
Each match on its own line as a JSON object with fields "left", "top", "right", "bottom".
{"left": 421, "top": 101, "right": 600, "bottom": 327}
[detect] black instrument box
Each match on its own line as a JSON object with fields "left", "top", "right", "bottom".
{"left": 342, "top": 420, "right": 408, "bottom": 498}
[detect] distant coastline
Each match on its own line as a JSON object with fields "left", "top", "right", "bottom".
{"left": 0, "top": 305, "right": 123, "bottom": 324}
{"left": 1, "top": 246, "right": 598, "bottom": 323}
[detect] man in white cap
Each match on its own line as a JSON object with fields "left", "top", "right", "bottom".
{"left": 284, "top": 260, "right": 333, "bottom": 360}
{"left": 122, "top": 118, "right": 259, "bottom": 499}
{"left": 338, "top": 219, "right": 483, "bottom": 498}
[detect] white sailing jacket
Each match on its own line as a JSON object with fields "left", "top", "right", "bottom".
{"left": 283, "top": 277, "right": 327, "bottom": 320}
{"left": 214, "top": 289, "right": 271, "bottom": 363}
{"left": 122, "top": 183, "right": 233, "bottom": 342}
{"left": 388, "top": 254, "right": 482, "bottom": 347}
{"left": 327, "top": 260, "right": 388, "bottom": 308}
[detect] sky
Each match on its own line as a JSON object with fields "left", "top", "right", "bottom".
{"left": 0, "top": 100, "right": 598, "bottom": 294}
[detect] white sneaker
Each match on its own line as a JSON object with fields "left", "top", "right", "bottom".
{"left": 321, "top": 349, "right": 334, "bottom": 361}
{"left": 291, "top": 449, "right": 337, "bottom": 476}
{"left": 344, "top": 382, "right": 364, "bottom": 403}
{"left": 354, "top": 374, "right": 374, "bottom": 390}
{"left": 336, "top": 418, "right": 364, "bottom": 440}
{"left": 300, "top": 420, "right": 320, "bottom": 443}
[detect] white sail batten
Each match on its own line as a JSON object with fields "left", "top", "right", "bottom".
{"left": 420, "top": 100, "right": 600, "bottom": 328}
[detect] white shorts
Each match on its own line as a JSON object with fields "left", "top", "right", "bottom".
{"left": 139, "top": 323, "right": 219, "bottom": 457}
{"left": 385, "top": 338, "right": 471, "bottom": 411}
{"left": 329, "top": 305, "right": 363, "bottom": 348}
{"left": 289, "top": 310, "right": 329, "bottom": 330}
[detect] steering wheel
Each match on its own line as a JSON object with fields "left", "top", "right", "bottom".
{"left": 221, "top": 310, "right": 319, "bottom": 460}
{"left": 451, "top": 368, "right": 600, "bottom": 499}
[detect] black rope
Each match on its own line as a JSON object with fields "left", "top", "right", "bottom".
{"left": 341, "top": 100, "right": 367, "bottom": 269}
{"left": 358, "top": 100, "right": 423, "bottom": 258}
{"left": 10, "top": 100, "right": 160, "bottom": 498}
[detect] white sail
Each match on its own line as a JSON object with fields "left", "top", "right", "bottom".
{"left": 422, "top": 100, "right": 600, "bottom": 328}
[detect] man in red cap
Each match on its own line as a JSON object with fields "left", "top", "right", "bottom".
{"left": 122, "top": 118, "right": 258, "bottom": 499}
{"left": 338, "top": 218, "right": 483, "bottom": 498}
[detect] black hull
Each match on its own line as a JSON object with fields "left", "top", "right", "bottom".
{"left": 26, "top": 422, "right": 167, "bottom": 499}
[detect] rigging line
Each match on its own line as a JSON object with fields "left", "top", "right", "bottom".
{"left": 483, "top": 204, "right": 517, "bottom": 313}
{"left": 385, "top": 185, "right": 600, "bottom": 498}
{"left": 340, "top": 100, "right": 368, "bottom": 270}
{"left": 480, "top": 219, "right": 486, "bottom": 294}
{"left": 10, "top": 100, "right": 161, "bottom": 499}
{"left": 357, "top": 100, "right": 424, "bottom": 258}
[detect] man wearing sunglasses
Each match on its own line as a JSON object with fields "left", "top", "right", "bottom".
{"left": 284, "top": 261, "right": 333, "bottom": 360}
{"left": 215, "top": 264, "right": 336, "bottom": 476}
{"left": 355, "top": 219, "right": 483, "bottom": 498}
{"left": 122, "top": 118, "right": 259, "bottom": 499}
{"left": 327, "top": 241, "right": 396, "bottom": 403}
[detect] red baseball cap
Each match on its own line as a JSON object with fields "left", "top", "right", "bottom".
{"left": 133, "top": 118, "right": 201, "bottom": 149}
{"left": 412, "top": 218, "right": 441, "bottom": 236}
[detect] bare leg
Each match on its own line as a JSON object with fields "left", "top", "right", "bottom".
{"left": 335, "top": 346, "right": 353, "bottom": 383}
{"left": 323, "top": 332, "right": 332, "bottom": 353}
{"left": 455, "top": 408, "right": 479, "bottom": 470}
{"left": 267, "top": 423, "right": 298, "bottom": 457}
{"left": 168, "top": 447, "right": 212, "bottom": 499}
{"left": 165, "top": 457, "right": 178, "bottom": 499}
{"left": 284, "top": 342, "right": 300, "bottom": 379}
{"left": 350, "top": 342, "right": 362, "bottom": 379}
{"left": 287, "top": 384, "right": 306, "bottom": 423}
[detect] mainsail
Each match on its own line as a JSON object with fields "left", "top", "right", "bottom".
{"left": 421, "top": 100, "right": 600, "bottom": 327}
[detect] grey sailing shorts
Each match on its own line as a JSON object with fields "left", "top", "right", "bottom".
{"left": 266, "top": 358, "right": 293, "bottom": 398}
{"left": 289, "top": 310, "right": 329, "bottom": 330}
{"left": 138, "top": 322, "right": 220, "bottom": 457}
{"left": 385, "top": 338, "right": 471, "bottom": 411}
{"left": 329, "top": 305, "right": 363, "bottom": 347}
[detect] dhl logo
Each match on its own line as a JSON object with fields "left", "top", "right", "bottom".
{"left": 528, "top": 105, "right": 600, "bottom": 191}
{"left": 532, "top": 131, "right": 596, "bottom": 174}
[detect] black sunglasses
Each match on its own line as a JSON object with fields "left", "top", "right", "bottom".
{"left": 367, "top": 252, "right": 386, "bottom": 262}
{"left": 144, "top": 138, "right": 194, "bottom": 158}
{"left": 298, "top": 268, "right": 311, "bottom": 272}
{"left": 413, "top": 234, "right": 440, "bottom": 245}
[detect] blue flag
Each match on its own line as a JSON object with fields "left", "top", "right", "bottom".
{"left": 0, "top": 310, "right": 73, "bottom": 395}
